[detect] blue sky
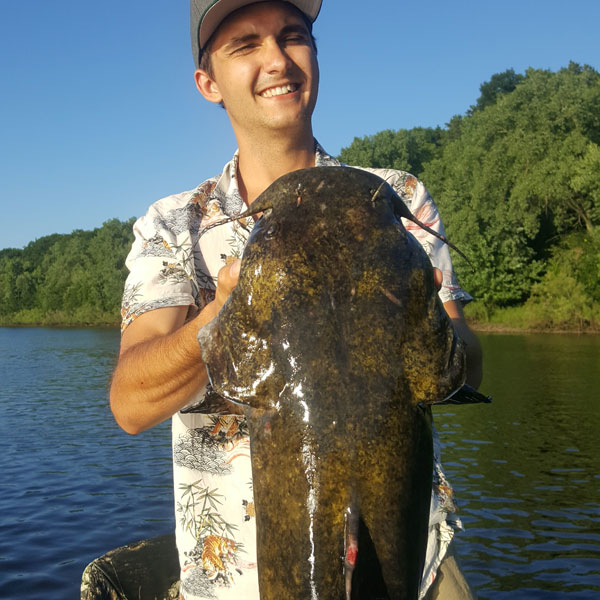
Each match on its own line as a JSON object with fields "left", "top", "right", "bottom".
{"left": 1, "top": 0, "right": 599, "bottom": 250}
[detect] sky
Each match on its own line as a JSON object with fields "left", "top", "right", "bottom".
{"left": 1, "top": 0, "right": 599, "bottom": 250}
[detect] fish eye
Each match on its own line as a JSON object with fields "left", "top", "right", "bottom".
{"left": 264, "top": 223, "right": 279, "bottom": 239}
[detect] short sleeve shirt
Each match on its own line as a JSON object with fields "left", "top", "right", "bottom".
{"left": 121, "top": 143, "right": 470, "bottom": 599}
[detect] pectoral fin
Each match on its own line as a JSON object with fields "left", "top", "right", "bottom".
{"left": 198, "top": 317, "right": 285, "bottom": 409}
{"left": 197, "top": 318, "right": 245, "bottom": 404}
{"left": 436, "top": 384, "right": 492, "bottom": 405}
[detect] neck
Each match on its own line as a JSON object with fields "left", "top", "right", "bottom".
{"left": 235, "top": 129, "right": 316, "bottom": 205}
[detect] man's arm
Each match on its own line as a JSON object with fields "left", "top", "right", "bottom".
{"left": 110, "top": 261, "right": 240, "bottom": 435}
{"left": 431, "top": 267, "right": 482, "bottom": 389}
{"left": 443, "top": 299, "right": 483, "bottom": 389}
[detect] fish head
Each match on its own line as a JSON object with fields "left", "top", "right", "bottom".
{"left": 198, "top": 167, "right": 465, "bottom": 408}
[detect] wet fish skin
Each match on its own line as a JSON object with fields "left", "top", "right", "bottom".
{"left": 198, "top": 167, "right": 466, "bottom": 599}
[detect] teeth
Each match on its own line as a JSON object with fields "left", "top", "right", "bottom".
{"left": 261, "top": 84, "right": 297, "bottom": 98}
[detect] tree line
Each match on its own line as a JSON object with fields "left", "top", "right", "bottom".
{"left": 1, "top": 63, "right": 598, "bottom": 330}
{"left": 340, "top": 62, "right": 600, "bottom": 331}
{"left": 0, "top": 218, "right": 135, "bottom": 325}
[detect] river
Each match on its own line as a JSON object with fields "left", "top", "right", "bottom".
{"left": 0, "top": 328, "right": 598, "bottom": 599}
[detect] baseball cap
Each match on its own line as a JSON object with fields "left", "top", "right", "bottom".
{"left": 190, "top": 0, "right": 322, "bottom": 68}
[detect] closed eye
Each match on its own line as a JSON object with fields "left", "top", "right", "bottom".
{"left": 282, "top": 33, "right": 308, "bottom": 44}
{"left": 231, "top": 42, "right": 259, "bottom": 55}
{"left": 278, "top": 25, "right": 311, "bottom": 46}
{"left": 225, "top": 34, "right": 261, "bottom": 55}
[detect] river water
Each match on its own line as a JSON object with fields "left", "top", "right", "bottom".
{"left": 0, "top": 328, "right": 598, "bottom": 599}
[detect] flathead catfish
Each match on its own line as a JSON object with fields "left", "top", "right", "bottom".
{"left": 198, "top": 167, "right": 468, "bottom": 599}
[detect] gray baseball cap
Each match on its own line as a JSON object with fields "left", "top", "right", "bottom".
{"left": 190, "top": 0, "right": 322, "bottom": 68}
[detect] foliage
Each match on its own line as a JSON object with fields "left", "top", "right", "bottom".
{"left": 468, "top": 68, "right": 525, "bottom": 114}
{"left": 338, "top": 127, "right": 444, "bottom": 178}
{"left": 464, "top": 229, "right": 600, "bottom": 332}
{"left": 421, "top": 63, "right": 600, "bottom": 307}
{"left": 0, "top": 218, "right": 135, "bottom": 326}
{"left": 337, "top": 63, "right": 600, "bottom": 329}
{"left": 523, "top": 229, "right": 600, "bottom": 330}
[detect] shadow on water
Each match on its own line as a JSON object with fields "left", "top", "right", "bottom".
{"left": 0, "top": 329, "right": 599, "bottom": 598}
{"left": 433, "top": 333, "right": 600, "bottom": 599}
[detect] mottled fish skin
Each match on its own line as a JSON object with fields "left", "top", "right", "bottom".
{"left": 198, "top": 167, "right": 466, "bottom": 599}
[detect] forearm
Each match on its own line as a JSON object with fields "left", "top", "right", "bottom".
{"left": 452, "top": 318, "right": 483, "bottom": 389}
{"left": 443, "top": 299, "right": 483, "bottom": 389}
{"left": 110, "top": 303, "right": 218, "bottom": 434}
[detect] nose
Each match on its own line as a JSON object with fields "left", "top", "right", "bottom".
{"left": 261, "top": 37, "right": 291, "bottom": 73}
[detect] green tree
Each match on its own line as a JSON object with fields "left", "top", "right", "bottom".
{"left": 0, "top": 218, "right": 135, "bottom": 324}
{"left": 0, "top": 252, "right": 21, "bottom": 314}
{"left": 524, "top": 229, "right": 600, "bottom": 329}
{"left": 338, "top": 127, "right": 444, "bottom": 178}
{"left": 87, "top": 218, "right": 136, "bottom": 313}
{"left": 422, "top": 63, "right": 600, "bottom": 307}
{"left": 468, "top": 68, "right": 525, "bottom": 114}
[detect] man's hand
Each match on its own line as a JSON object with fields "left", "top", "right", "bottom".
{"left": 214, "top": 259, "right": 241, "bottom": 309}
{"left": 435, "top": 267, "right": 483, "bottom": 389}
{"left": 443, "top": 298, "right": 483, "bottom": 390}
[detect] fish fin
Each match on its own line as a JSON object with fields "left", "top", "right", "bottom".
{"left": 349, "top": 517, "right": 389, "bottom": 600}
{"left": 198, "top": 317, "right": 283, "bottom": 408}
{"left": 413, "top": 319, "right": 468, "bottom": 407}
{"left": 344, "top": 504, "right": 359, "bottom": 600}
{"left": 435, "top": 384, "right": 492, "bottom": 405}
{"left": 438, "top": 324, "right": 468, "bottom": 401}
{"left": 197, "top": 318, "right": 246, "bottom": 405}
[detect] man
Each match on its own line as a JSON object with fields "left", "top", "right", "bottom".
{"left": 110, "top": 1, "right": 482, "bottom": 598}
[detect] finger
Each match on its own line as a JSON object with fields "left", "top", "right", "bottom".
{"left": 216, "top": 259, "right": 241, "bottom": 305}
{"left": 229, "top": 258, "right": 241, "bottom": 281}
{"left": 433, "top": 267, "right": 443, "bottom": 291}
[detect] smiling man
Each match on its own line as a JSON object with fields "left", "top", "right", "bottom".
{"left": 110, "top": 1, "right": 481, "bottom": 598}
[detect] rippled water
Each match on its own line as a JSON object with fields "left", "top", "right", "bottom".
{"left": 0, "top": 328, "right": 599, "bottom": 599}
{"left": 433, "top": 333, "right": 600, "bottom": 599}
{"left": 0, "top": 328, "right": 173, "bottom": 599}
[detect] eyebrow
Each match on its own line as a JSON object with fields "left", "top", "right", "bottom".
{"left": 223, "top": 24, "right": 311, "bottom": 53}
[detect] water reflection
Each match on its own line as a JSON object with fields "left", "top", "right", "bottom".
{"left": 434, "top": 333, "right": 600, "bottom": 599}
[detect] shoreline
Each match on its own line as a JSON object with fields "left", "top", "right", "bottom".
{"left": 469, "top": 322, "right": 599, "bottom": 335}
{"left": 0, "top": 321, "right": 120, "bottom": 329}
{"left": 2, "top": 319, "right": 598, "bottom": 335}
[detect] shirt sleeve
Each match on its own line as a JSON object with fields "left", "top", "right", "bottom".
{"left": 368, "top": 168, "right": 473, "bottom": 306}
{"left": 120, "top": 197, "right": 199, "bottom": 332}
{"left": 404, "top": 177, "right": 472, "bottom": 305}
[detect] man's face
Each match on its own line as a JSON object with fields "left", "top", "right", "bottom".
{"left": 197, "top": 1, "right": 319, "bottom": 139}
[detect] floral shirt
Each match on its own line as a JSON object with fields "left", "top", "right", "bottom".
{"left": 121, "top": 143, "right": 471, "bottom": 599}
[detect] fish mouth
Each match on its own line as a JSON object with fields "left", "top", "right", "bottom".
{"left": 259, "top": 82, "right": 300, "bottom": 98}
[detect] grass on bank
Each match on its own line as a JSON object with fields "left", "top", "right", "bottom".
{"left": 465, "top": 301, "right": 600, "bottom": 333}
{"left": 2, "top": 302, "right": 599, "bottom": 333}
{"left": 0, "top": 307, "right": 120, "bottom": 327}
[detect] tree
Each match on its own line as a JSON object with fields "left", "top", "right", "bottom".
{"left": 524, "top": 229, "right": 600, "bottom": 328}
{"left": 422, "top": 63, "right": 600, "bottom": 307}
{"left": 0, "top": 218, "right": 135, "bottom": 324}
{"left": 468, "top": 68, "right": 524, "bottom": 114}
{"left": 338, "top": 127, "right": 444, "bottom": 178}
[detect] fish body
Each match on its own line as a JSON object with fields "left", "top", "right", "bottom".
{"left": 198, "top": 167, "right": 466, "bottom": 599}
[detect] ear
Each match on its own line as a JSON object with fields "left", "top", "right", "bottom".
{"left": 194, "top": 68, "right": 223, "bottom": 105}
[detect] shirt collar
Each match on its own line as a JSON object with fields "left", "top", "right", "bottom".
{"left": 315, "top": 141, "right": 341, "bottom": 167}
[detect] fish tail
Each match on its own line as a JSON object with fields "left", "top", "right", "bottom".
{"left": 344, "top": 502, "right": 360, "bottom": 600}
